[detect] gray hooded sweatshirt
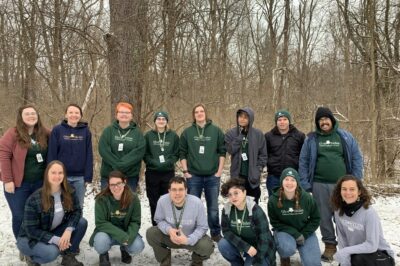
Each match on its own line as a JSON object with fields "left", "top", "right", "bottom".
{"left": 225, "top": 107, "right": 267, "bottom": 188}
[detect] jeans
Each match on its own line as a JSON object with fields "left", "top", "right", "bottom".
{"left": 101, "top": 176, "right": 138, "bottom": 192}
{"left": 17, "top": 217, "right": 88, "bottom": 264}
{"left": 266, "top": 175, "right": 280, "bottom": 197}
{"left": 274, "top": 231, "right": 321, "bottom": 266}
{"left": 186, "top": 174, "right": 220, "bottom": 236}
{"left": 312, "top": 182, "right": 337, "bottom": 245}
{"left": 67, "top": 176, "right": 85, "bottom": 208}
{"left": 93, "top": 232, "right": 144, "bottom": 255}
{"left": 4, "top": 179, "right": 43, "bottom": 238}
{"left": 218, "top": 238, "right": 269, "bottom": 266}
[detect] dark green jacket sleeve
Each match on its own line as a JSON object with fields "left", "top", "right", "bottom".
{"left": 252, "top": 206, "right": 276, "bottom": 266}
{"left": 300, "top": 195, "right": 320, "bottom": 239}
{"left": 117, "top": 129, "right": 145, "bottom": 172}
{"left": 217, "top": 127, "right": 227, "bottom": 157}
{"left": 166, "top": 132, "right": 180, "bottom": 168}
{"left": 98, "top": 127, "right": 120, "bottom": 168}
{"left": 179, "top": 130, "right": 188, "bottom": 160}
{"left": 126, "top": 194, "right": 141, "bottom": 244}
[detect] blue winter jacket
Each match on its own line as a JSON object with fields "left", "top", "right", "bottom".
{"left": 298, "top": 128, "right": 363, "bottom": 191}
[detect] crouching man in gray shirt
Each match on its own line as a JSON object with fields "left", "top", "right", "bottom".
{"left": 146, "top": 176, "right": 214, "bottom": 265}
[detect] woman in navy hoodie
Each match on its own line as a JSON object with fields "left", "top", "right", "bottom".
{"left": 48, "top": 104, "right": 93, "bottom": 208}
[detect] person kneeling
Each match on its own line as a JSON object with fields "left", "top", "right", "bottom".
{"left": 146, "top": 176, "right": 214, "bottom": 266}
{"left": 17, "top": 161, "right": 87, "bottom": 266}
{"left": 89, "top": 171, "right": 144, "bottom": 266}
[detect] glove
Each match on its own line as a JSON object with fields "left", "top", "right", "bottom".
{"left": 296, "top": 234, "right": 305, "bottom": 246}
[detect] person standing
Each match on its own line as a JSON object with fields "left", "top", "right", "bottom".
{"left": 144, "top": 111, "right": 179, "bottom": 226}
{"left": 268, "top": 168, "right": 321, "bottom": 266}
{"left": 90, "top": 171, "right": 144, "bottom": 266}
{"left": 0, "top": 105, "right": 50, "bottom": 240}
{"left": 48, "top": 104, "right": 93, "bottom": 208}
{"left": 299, "top": 107, "right": 363, "bottom": 261}
{"left": 179, "top": 103, "right": 226, "bottom": 241}
{"left": 98, "top": 102, "right": 145, "bottom": 191}
{"left": 265, "top": 109, "right": 305, "bottom": 196}
{"left": 146, "top": 176, "right": 214, "bottom": 266}
{"left": 225, "top": 107, "right": 267, "bottom": 203}
{"left": 331, "top": 176, "right": 395, "bottom": 266}
{"left": 218, "top": 178, "right": 276, "bottom": 266}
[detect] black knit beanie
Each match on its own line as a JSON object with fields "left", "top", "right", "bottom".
{"left": 315, "top": 107, "right": 336, "bottom": 129}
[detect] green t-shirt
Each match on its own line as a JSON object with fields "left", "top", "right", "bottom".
{"left": 314, "top": 131, "right": 346, "bottom": 183}
{"left": 229, "top": 207, "right": 257, "bottom": 247}
{"left": 23, "top": 138, "right": 47, "bottom": 183}
{"left": 239, "top": 136, "right": 249, "bottom": 177}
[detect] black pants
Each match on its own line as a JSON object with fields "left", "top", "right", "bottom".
{"left": 351, "top": 250, "right": 395, "bottom": 266}
{"left": 239, "top": 175, "right": 261, "bottom": 203}
{"left": 145, "top": 169, "right": 175, "bottom": 226}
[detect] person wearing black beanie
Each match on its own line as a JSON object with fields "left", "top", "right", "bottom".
{"left": 298, "top": 106, "right": 363, "bottom": 262}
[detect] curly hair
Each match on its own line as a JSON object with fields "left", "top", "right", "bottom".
{"left": 221, "top": 178, "right": 246, "bottom": 198}
{"left": 331, "top": 175, "right": 372, "bottom": 216}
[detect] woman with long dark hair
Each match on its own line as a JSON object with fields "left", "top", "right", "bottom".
{"left": 331, "top": 175, "right": 395, "bottom": 266}
{"left": 90, "top": 170, "right": 144, "bottom": 266}
{"left": 16, "top": 160, "right": 87, "bottom": 266}
{"left": 0, "top": 105, "right": 50, "bottom": 239}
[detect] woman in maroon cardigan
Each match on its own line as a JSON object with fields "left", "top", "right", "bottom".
{"left": 0, "top": 104, "right": 50, "bottom": 240}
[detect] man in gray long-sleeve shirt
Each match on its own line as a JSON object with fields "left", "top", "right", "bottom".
{"left": 146, "top": 176, "right": 214, "bottom": 265}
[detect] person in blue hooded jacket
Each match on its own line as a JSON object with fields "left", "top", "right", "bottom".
{"left": 225, "top": 107, "right": 267, "bottom": 203}
{"left": 298, "top": 107, "right": 363, "bottom": 261}
{"left": 48, "top": 104, "right": 93, "bottom": 208}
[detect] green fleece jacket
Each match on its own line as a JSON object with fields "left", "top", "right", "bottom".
{"left": 89, "top": 193, "right": 141, "bottom": 246}
{"left": 179, "top": 120, "right": 226, "bottom": 176}
{"left": 98, "top": 121, "right": 145, "bottom": 178}
{"left": 144, "top": 129, "right": 179, "bottom": 172}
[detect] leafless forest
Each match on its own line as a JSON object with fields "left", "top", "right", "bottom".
{"left": 0, "top": 0, "right": 399, "bottom": 183}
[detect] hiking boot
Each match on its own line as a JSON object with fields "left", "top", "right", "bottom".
{"left": 120, "top": 246, "right": 132, "bottom": 264}
{"left": 160, "top": 250, "right": 171, "bottom": 266}
{"left": 191, "top": 252, "right": 204, "bottom": 266}
{"left": 321, "top": 243, "right": 337, "bottom": 262}
{"left": 26, "top": 256, "right": 40, "bottom": 266}
{"left": 99, "top": 252, "right": 111, "bottom": 266}
{"left": 61, "top": 253, "right": 83, "bottom": 266}
{"left": 19, "top": 251, "right": 26, "bottom": 262}
{"left": 280, "top": 257, "right": 290, "bottom": 266}
{"left": 211, "top": 234, "right": 222, "bottom": 242}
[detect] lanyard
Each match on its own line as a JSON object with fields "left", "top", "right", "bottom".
{"left": 118, "top": 129, "right": 131, "bottom": 140}
{"left": 234, "top": 206, "right": 247, "bottom": 235}
{"left": 196, "top": 125, "right": 205, "bottom": 139}
{"left": 171, "top": 201, "right": 186, "bottom": 229}
{"left": 241, "top": 136, "right": 248, "bottom": 149}
{"left": 157, "top": 131, "right": 166, "bottom": 151}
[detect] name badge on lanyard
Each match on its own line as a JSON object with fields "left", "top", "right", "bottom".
{"left": 118, "top": 143, "right": 124, "bottom": 151}
{"left": 241, "top": 153, "right": 248, "bottom": 161}
{"left": 36, "top": 153, "right": 43, "bottom": 163}
{"left": 199, "top": 145, "right": 205, "bottom": 154}
{"left": 159, "top": 155, "right": 165, "bottom": 163}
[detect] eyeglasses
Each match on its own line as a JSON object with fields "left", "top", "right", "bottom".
{"left": 227, "top": 191, "right": 242, "bottom": 198}
{"left": 117, "top": 111, "right": 132, "bottom": 115}
{"left": 109, "top": 182, "right": 125, "bottom": 188}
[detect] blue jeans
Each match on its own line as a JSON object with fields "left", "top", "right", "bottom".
{"left": 17, "top": 217, "right": 88, "bottom": 264}
{"left": 101, "top": 176, "right": 138, "bottom": 192}
{"left": 4, "top": 179, "right": 43, "bottom": 238}
{"left": 67, "top": 176, "right": 85, "bottom": 208}
{"left": 187, "top": 174, "right": 220, "bottom": 236}
{"left": 218, "top": 238, "right": 269, "bottom": 266}
{"left": 274, "top": 231, "right": 321, "bottom": 266}
{"left": 266, "top": 175, "right": 280, "bottom": 197}
{"left": 93, "top": 232, "right": 144, "bottom": 255}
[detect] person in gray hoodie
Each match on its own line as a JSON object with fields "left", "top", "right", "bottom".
{"left": 225, "top": 107, "right": 267, "bottom": 203}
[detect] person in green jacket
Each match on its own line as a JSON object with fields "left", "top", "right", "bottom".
{"left": 179, "top": 103, "right": 226, "bottom": 241}
{"left": 90, "top": 170, "right": 144, "bottom": 266}
{"left": 144, "top": 111, "right": 179, "bottom": 226}
{"left": 98, "top": 102, "right": 145, "bottom": 191}
{"left": 267, "top": 168, "right": 321, "bottom": 266}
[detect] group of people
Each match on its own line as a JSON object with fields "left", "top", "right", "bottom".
{"left": 0, "top": 102, "right": 395, "bottom": 266}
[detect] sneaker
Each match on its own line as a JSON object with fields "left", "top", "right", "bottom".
{"left": 280, "top": 257, "right": 290, "bottom": 266}
{"left": 160, "top": 250, "right": 171, "bottom": 266}
{"left": 211, "top": 234, "right": 222, "bottom": 242}
{"left": 321, "top": 243, "right": 337, "bottom": 262}
{"left": 120, "top": 246, "right": 132, "bottom": 264}
{"left": 26, "top": 256, "right": 40, "bottom": 266}
{"left": 19, "top": 251, "right": 26, "bottom": 262}
{"left": 99, "top": 252, "right": 111, "bottom": 266}
{"left": 61, "top": 253, "right": 83, "bottom": 266}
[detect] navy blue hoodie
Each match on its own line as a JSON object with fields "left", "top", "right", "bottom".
{"left": 48, "top": 120, "right": 93, "bottom": 182}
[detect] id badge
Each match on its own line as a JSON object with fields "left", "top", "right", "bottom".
{"left": 118, "top": 143, "right": 124, "bottom": 151}
{"left": 199, "top": 145, "right": 205, "bottom": 154}
{"left": 159, "top": 155, "right": 165, "bottom": 163}
{"left": 241, "top": 153, "right": 248, "bottom": 161}
{"left": 36, "top": 153, "right": 44, "bottom": 163}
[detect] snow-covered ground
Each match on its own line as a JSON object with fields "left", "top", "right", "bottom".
{"left": 0, "top": 178, "right": 399, "bottom": 266}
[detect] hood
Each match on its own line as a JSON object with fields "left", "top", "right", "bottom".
{"left": 112, "top": 120, "right": 137, "bottom": 130}
{"left": 223, "top": 196, "right": 256, "bottom": 216}
{"left": 236, "top": 107, "right": 254, "bottom": 129}
{"left": 61, "top": 119, "right": 88, "bottom": 128}
{"left": 315, "top": 107, "right": 337, "bottom": 131}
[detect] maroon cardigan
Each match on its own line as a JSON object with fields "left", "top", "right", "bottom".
{"left": 0, "top": 127, "right": 49, "bottom": 187}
